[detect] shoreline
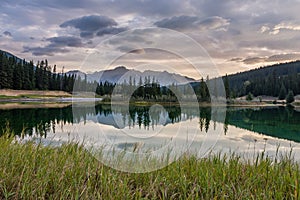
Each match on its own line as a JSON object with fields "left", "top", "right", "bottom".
{"left": 0, "top": 89, "right": 299, "bottom": 108}
{"left": 0, "top": 100, "right": 294, "bottom": 110}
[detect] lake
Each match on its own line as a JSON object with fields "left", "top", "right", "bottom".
{"left": 1, "top": 103, "right": 300, "bottom": 171}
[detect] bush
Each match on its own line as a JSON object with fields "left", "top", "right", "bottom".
{"left": 246, "top": 92, "right": 253, "bottom": 101}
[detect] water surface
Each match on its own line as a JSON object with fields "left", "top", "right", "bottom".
{"left": 1, "top": 104, "right": 300, "bottom": 163}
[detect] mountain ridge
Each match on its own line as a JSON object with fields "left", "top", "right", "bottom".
{"left": 66, "top": 66, "right": 196, "bottom": 86}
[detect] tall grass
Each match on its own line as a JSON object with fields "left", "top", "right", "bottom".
{"left": 0, "top": 131, "right": 299, "bottom": 199}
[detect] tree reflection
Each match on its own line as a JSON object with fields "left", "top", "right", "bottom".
{"left": 2, "top": 105, "right": 299, "bottom": 142}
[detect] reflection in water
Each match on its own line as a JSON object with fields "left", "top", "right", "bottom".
{"left": 0, "top": 106, "right": 74, "bottom": 137}
{"left": 224, "top": 106, "right": 300, "bottom": 142}
{"left": 0, "top": 104, "right": 300, "bottom": 143}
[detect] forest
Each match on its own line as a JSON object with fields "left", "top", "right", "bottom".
{"left": 0, "top": 51, "right": 79, "bottom": 92}
{"left": 1, "top": 50, "right": 300, "bottom": 102}
{"left": 224, "top": 61, "right": 300, "bottom": 98}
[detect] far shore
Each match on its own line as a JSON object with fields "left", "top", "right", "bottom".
{"left": 0, "top": 102, "right": 72, "bottom": 110}
{"left": 0, "top": 89, "right": 299, "bottom": 108}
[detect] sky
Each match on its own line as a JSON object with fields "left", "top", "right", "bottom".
{"left": 1, "top": 0, "right": 300, "bottom": 79}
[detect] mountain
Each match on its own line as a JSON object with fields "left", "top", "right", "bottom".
{"left": 67, "top": 66, "right": 195, "bottom": 86}
{"left": 0, "top": 50, "right": 25, "bottom": 64}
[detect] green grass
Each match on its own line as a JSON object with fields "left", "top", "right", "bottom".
{"left": 0, "top": 132, "right": 299, "bottom": 199}
{"left": 0, "top": 95, "right": 21, "bottom": 99}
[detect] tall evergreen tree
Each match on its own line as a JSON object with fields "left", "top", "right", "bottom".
{"left": 278, "top": 83, "right": 287, "bottom": 100}
{"left": 224, "top": 74, "right": 230, "bottom": 99}
{"left": 286, "top": 90, "right": 295, "bottom": 104}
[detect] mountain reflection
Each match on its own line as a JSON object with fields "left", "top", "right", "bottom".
{"left": 0, "top": 105, "right": 300, "bottom": 143}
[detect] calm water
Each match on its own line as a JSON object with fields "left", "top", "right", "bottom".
{"left": 1, "top": 104, "right": 300, "bottom": 169}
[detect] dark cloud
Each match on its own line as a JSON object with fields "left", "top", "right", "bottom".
{"left": 2, "top": 0, "right": 300, "bottom": 74}
{"left": 80, "top": 31, "right": 94, "bottom": 39}
{"left": 3, "top": 31, "right": 12, "bottom": 37}
{"left": 154, "top": 16, "right": 199, "bottom": 30}
{"left": 154, "top": 15, "right": 229, "bottom": 31}
{"left": 128, "top": 49, "right": 145, "bottom": 54}
{"left": 60, "top": 15, "right": 126, "bottom": 38}
{"left": 266, "top": 53, "right": 300, "bottom": 62}
{"left": 97, "top": 27, "right": 128, "bottom": 37}
{"left": 116, "top": 46, "right": 145, "bottom": 54}
{"left": 23, "top": 36, "right": 84, "bottom": 56}
{"left": 242, "top": 53, "right": 300, "bottom": 65}
{"left": 46, "top": 36, "right": 83, "bottom": 47}
{"left": 243, "top": 57, "right": 266, "bottom": 65}
{"left": 198, "top": 16, "right": 229, "bottom": 30}
{"left": 23, "top": 46, "right": 70, "bottom": 56}
{"left": 60, "top": 15, "right": 117, "bottom": 32}
{"left": 229, "top": 57, "right": 243, "bottom": 62}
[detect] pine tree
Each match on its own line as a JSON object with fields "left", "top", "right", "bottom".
{"left": 224, "top": 74, "right": 230, "bottom": 99}
{"left": 286, "top": 90, "right": 295, "bottom": 104}
{"left": 199, "top": 77, "right": 207, "bottom": 101}
{"left": 278, "top": 83, "right": 287, "bottom": 100}
{"left": 13, "top": 62, "right": 23, "bottom": 90}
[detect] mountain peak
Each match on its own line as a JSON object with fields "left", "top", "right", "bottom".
{"left": 67, "top": 66, "right": 195, "bottom": 86}
{"left": 115, "top": 66, "right": 127, "bottom": 70}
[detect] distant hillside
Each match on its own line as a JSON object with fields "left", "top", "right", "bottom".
{"left": 67, "top": 66, "right": 195, "bottom": 86}
{"left": 0, "top": 49, "right": 86, "bottom": 92}
{"left": 224, "top": 61, "right": 300, "bottom": 97}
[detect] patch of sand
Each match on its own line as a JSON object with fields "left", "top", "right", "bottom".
{"left": 0, "top": 89, "right": 71, "bottom": 97}
{"left": 0, "top": 102, "right": 71, "bottom": 110}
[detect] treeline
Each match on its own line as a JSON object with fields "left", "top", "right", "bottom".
{"left": 100, "top": 76, "right": 211, "bottom": 102}
{"left": 0, "top": 51, "right": 90, "bottom": 92}
{"left": 97, "top": 77, "right": 180, "bottom": 102}
{"left": 0, "top": 50, "right": 212, "bottom": 102}
{"left": 2, "top": 49, "right": 300, "bottom": 101}
{"left": 225, "top": 61, "right": 300, "bottom": 98}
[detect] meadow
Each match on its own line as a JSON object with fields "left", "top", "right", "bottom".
{"left": 0, "top": 129, "right": 299, "bottom": 199}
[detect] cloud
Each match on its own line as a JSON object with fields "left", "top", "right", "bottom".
{"left": 23, "top": 46, "right": 70, "bottom": 56}
{"left": 108, "top": 31, "right": 151, "bottom": 45}
{"left": 3, "top": 31, "right": 12, "bottom": 37}
{"left": 98, "top": 0, "right": 189, "bottom": 17}
{"left": 154, "top": 15, "right": 229, "bottom": 31}
{"left": 96, "top": 27, "right": 128, "bottom": 37}
{"left": 154, "top": 15, "right": 199, "bottom": 30}
{"left": 23, "top": 36, "right": 84, "bottom": 56}
{"left": 270, "top": 22, "right": 300, "bottom": 35}
{"left": 266, "top": 53, "right": 300, "bottom": 62}
{"left": 2, "top": 0, "right": 300, "bottom": 75}
{"left": 229, "top": 57, "right": 243, "bottom": 62}
{"left": 259, "top": 26, "right": 270, "bottom": 33}
{"left": 116, "top": 46, "right": 145, "bottom": 54}
{"left": 60, "top": 15, "right": 126, "bottom": 38}
{"left": 198, "top": 16, "right": 230, "bottom": 30}
{"left": 242, "top": 53, "right": 300, "bottom": 65}
{"left": 242, "top": 57, "right": 266, "bottom": 65}
{"left": 46, "top": 36, "right": 83, "bottom": 47}
{"left": 259, "top": 22, "right": 300, "bottom": 35}
{"left": 60, "top": 15, "right": 117, "bottom": 32}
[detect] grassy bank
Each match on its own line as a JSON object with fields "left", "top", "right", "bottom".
{"left": 0, "top": 134, "right": 299, "bottom": 199}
